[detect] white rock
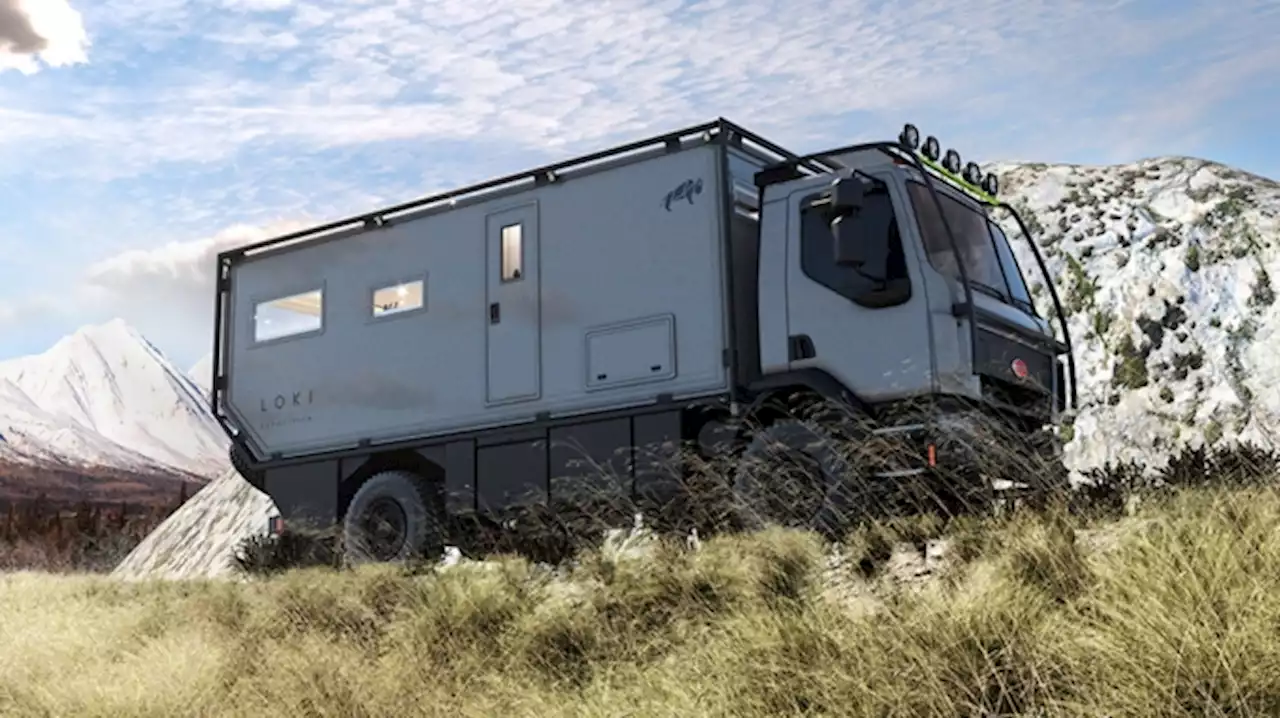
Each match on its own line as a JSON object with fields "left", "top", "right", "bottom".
{"left": 111, "top": 469, "right": 277, "bottom": 582}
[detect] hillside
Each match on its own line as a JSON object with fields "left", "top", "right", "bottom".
{"left": 991, "top": 157, "right": 1280, "bottom": 472}
{"left": 0, "top": 319, "right": 228, "bottom": 502}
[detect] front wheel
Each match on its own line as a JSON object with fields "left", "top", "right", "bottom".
{"left": 343, "top": 470, "right": 445, "bottom": 566}
{"left": 731, "top": 419, "right": 866, "bottom": 538}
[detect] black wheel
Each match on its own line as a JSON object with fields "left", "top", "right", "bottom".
{"left": 731, "top": 418, "right": 867, "bottom": 538}
{"left": 343, "top": 470, "right": 445, "bottom": 566}
{"left": 229, "top": 444, "right": 265, "bottom": 491}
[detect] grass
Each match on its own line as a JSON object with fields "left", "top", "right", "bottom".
{"left": 6, "top": 484, "right": 1280, "bottom": 716}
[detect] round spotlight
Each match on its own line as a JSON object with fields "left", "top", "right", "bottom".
{"left": 943, "top": 149, "right": 962, "bottom": 174}
{"left": 899, "top": 123, "right": 921, "bottom": 150}
{"left": 922, "top": 136, "right": 941, "bottom": 161}
{"left": 963, "top": 161, "right": 982, "bottom": 186}
{"left": 983, "top": 173, "right": 1000, "bottom": 196}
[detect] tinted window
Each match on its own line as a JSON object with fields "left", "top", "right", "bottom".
{"left": 988, "top": 221, "right": 1036, "bottom": 315}
{"left": 799, "top": 184, "right": 909, "bottom": 307}
{"left": 908, "top": 181, "right": 1033, "bottom": 313}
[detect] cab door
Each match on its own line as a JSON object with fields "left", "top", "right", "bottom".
{"left": 781, "top": 175, "right": 935, "bottom": 403}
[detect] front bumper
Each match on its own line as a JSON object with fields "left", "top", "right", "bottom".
{"left": 866, "top": 409, "right": 1062, "bottom": 484}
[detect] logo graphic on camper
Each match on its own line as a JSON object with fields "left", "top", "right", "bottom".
{"left": 663, "top": 178, "right": 703, "bottom": 211}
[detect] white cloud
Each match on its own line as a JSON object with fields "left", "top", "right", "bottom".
{"left": 0, "top": 0, "right": 87, "bottom": 74}
{"left": 222, "top": 0, "right": 294, "bottom": 11}
{"left": 81, "top": 221, "right": 312, "bottom": 356}
{"left": 0, "top": 221, "right": 309, "bottom": 363}
{"left": 1, "top": 0, "right": 1271, "bottom": 181}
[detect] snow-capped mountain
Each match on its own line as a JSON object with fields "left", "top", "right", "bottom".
{"left": 0, "top": 319, "right": 229, "bottom": 478}
{"left": 188, "top": 353, "right": 213, "bottom": 398}
{"left": 990, "top": 156, "right": 1280, "bottom": 471}
{"left": 0, "top": 377, "right": 164, "bottom": 470}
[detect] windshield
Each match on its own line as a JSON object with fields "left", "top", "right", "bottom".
{"left": 907, "top": 181, "right": 1036, "bottom": 316}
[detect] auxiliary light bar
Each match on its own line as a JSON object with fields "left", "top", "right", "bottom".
{"left": 896, "top": 123, "right": 1001, "bottom": 203}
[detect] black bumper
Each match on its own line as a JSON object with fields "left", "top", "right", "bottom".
{"left": 867, "top": 409, "right": 1062, "bottom": 483}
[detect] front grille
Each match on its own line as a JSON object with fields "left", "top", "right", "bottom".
{"left": 980, "top": 376, "right": 1054, "bottom": 420}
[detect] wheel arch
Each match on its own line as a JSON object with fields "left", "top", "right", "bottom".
{"left": 338, "top": 448, "right": 445, "bottom": 521}
{"left": 743, "top": 368, "right": 872, "bottom": 427}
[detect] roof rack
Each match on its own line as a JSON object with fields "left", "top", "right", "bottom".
{"left": 217, "top": 118, "right": 822, "bottom": 264}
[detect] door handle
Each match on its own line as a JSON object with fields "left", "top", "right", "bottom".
{"left": 489, "top": 302, "right": 500, "bottom": 324}
{"left": 788, "top": 334, "right": 816, "bottom": 360}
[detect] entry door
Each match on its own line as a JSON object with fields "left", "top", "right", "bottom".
{"left": 485, "top": 203, "right": 542, "bottom": 405}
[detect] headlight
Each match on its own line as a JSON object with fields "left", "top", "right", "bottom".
{"left": 922, "top": 135, "right": 941, "bottom": 161}
{"left": 963, "top": 161, "right": 982, "bottom": 186}
{"left": 899, "top": 123, "right": 921, "bottom": 150}
{"left": 982, "top": 173, "right": 1000, "bottom": 196}
{"left": 943, "top": 149, "right": 962, "bottom": 174}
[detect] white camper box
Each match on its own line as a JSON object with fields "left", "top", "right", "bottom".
{"left": 219, "top": 138, "right": 765, "bottom": 463}
{"left": 216, "top": 119, "right": 1078, "bottom": 559}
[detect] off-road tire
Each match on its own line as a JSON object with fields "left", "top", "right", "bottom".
{"left": 229, "top": 444, "right": 266, "bottom": 491}
{"left": 731, "top": 418, "right": 868, "bottom": 538}
{"left": 343, "top": 470, "right": 445, "bottom": 566}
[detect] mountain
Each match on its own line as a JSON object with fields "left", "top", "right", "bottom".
{"left": 188, "top": 353, "right": 213, "bottom": 398}
{"left": 0, "top": 376, "right": 163, "bottom": 470}
{"left": 0, "top": 319, "right": 229, "bottom": 481}
{"left": 990, "top": 156, "right": 1280, "bottom": 472}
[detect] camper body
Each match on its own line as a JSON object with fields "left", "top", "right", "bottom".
{"left": 213, "top": 119, "right": 1076, "bottom": 560}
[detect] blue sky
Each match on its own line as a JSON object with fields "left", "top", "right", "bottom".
{"left": 0, "top": 0, "right": 1277, "bottom": 371}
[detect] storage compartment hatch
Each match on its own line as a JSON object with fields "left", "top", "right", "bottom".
{"left": 585, "top": 314, "right": 677, "bottom": 390}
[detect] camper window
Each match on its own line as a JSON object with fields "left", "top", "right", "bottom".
{"left": 501, "top": 223, "right": 523, "bottom": 282}
{"left": 372, "top": 278, "right": 425, "bottom": 318}
{"left": 254, "top": 289, "right": 323, "bottom": 343}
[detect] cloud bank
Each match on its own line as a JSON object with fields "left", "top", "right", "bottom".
{"left": 0, "top": 0, "right": 1275, "bottom": 366}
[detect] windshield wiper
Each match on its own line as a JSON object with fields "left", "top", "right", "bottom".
{"left": 966, "top": 281, "right": 1007, "bottom": 302}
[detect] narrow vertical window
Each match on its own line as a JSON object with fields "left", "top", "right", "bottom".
{"left": 501, "top": 223, "right": 523, "bottom": 281}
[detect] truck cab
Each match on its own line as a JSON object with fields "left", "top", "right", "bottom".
{"left": 736, "top": 126, "right": 1074, "bottom": 524}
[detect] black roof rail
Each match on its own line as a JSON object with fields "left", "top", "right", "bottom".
{"left": 216, "top": 117, "right": 824, "bottom": 264}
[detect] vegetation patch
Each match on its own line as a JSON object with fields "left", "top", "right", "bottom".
{"left": 6, "top": 445, "right": 1280, "bottom": 717}
{"left": 1064, "top": 254, "right": 1099, "bottom": 315}
{"left": 1112, "top": 334, "right": 1150, "bottom": 390}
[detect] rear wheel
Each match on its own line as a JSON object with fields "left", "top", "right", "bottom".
{"left": 343, "top": 470, "right": 445, "bottom": 566}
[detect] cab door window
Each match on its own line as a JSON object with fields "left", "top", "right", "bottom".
{"left": 799, "top": 182, "right": 911, "bottom": 308}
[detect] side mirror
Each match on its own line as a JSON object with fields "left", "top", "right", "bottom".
{"left": 832, "top": 215, "right": 863, "bottom": 267}
{"left": 830, "top": 176, "right": 866, "bottom": 267}
{"left": 831, "top": 175, "right": 865, "bottom": 213}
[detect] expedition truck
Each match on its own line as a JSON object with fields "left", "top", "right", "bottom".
{"left": 212, "top": 119, "right": 1078, "bottom": 564}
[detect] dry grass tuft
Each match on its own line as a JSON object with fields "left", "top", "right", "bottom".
{"left": 7, "top": 481, "right": 1280, "bottom": 716}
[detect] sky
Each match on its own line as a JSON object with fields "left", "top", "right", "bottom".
{"left": 0, "top": 0, "right": 1277, "bottom": 372}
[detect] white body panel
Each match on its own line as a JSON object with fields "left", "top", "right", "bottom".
{"left": 756, "top": 172, "right": 938, "bottom": 404}
{"left": 224, "top": 146, "right": 732, "bottom": 459}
